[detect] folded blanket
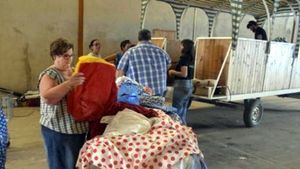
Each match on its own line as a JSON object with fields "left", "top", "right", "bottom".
{"left": 102, "top": 108, "right": 155, "bottom": 136}
{"left": 77, "top": 109, "right": 202, "bottom": 169}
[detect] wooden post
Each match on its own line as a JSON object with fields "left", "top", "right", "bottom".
{"left": 284, "top": 2, "right": 297, "bottom": 43}
{"left": 78, "top": 0, "right": 84, "bottom": 57}
{"left": 262, "top": 0, "right": 271, "bottom": 40}
{"left": 261, "top": 0, "right": 271, "bottom": 92}
{"left": 291, "top": 13, "right": 297, "bottom": 43}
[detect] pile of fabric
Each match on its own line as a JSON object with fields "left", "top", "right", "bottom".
{"left": 77, "top": 109, "right": 206, "bottom": 169}
{"left": 67, "top": 55, "right": 207, "bottom": 169}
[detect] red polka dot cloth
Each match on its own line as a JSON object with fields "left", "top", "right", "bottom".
{"left": 76, "top": 109, "right": 202, "bottom": 169}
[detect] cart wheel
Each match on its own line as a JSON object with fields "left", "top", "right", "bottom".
{"left": 243, "top": 99, "right": 263, "bottom": 127}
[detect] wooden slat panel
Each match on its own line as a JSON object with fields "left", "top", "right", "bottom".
{"left": 228, "top": 38, "right": 267, "bottom": 95}
{"left": 194, "top": 38, "right": 231, "bottom": 86}
{"left": 263, "top": 42, "right": 295, "bottom": 91}
{"left": 151, "top": 37, "right": 167, "bottom": 49}
{"left": 194, "top": 38, "right": 299, "bottom": 97}
{"left": 166, "top": 40, "right": 181, "bottom": 63}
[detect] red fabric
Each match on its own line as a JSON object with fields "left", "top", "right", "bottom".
{"left": 67, "top": 62, "right": 158, "bottom": 138}
{"left": 107, "top": 102, "right": 158, "bottom": 118}
{"left": 67, "top": 62, "right": 117, "bottom": 122}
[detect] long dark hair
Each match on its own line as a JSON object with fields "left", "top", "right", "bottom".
{"left": 181, "top": 39, "right": 194, "bottom": 63}
{"left": 89, "top": 39, "right": 99, "bottom": 49}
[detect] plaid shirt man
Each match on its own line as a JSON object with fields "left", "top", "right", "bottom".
{"left": 117, "top": 41, "right": 171, "bottom": 96}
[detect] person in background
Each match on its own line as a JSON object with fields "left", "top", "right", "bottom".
{"left": 115, "top": 40, "right": 131, "bottom": 67}
{"left": 38, "top": 38, "right": 88, "bottom": 169}
{"left": 247, "top": 20, "right": 268, "bottom": 40}
{"left": 116, "top": 29, "right": 171, "bottom": 96}
{"left": 168, "top": 39, "right": 195, "bottom": 125}
{"left": 88, "top": 39, "right": 102, "bottom": 57}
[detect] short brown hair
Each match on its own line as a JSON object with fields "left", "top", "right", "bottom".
{"left": 50, "top": 38, "right": 73, "bottom": 57}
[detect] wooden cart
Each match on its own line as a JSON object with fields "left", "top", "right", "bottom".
{"left": 192, "top": 37, "right": 300, "bottom": 127}
{"left": 138, "top": 0, "right": 300, "bottom": 127}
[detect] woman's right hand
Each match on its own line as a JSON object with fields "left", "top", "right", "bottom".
{"left": 66, "top": 72, "right": 85, "bottom": 89}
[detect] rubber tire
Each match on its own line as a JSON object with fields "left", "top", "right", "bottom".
{"left": 243, "top": 99, "right": 263, "bottom": 127}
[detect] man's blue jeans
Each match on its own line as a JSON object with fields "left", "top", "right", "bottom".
{"left": 172, "top": 79, "right": 193, "bottom": 125}
{"left": 41, "top": 126, "right": 86, "bottom": 169}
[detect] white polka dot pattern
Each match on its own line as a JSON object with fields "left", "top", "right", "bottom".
{"left": 76, "top": 109, "right": 201, "bottom": 169}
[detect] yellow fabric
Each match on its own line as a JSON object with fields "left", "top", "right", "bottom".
{"left": 74, "top": 55, "right": 115, "bottom": 74}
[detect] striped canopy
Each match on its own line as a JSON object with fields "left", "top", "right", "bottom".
{"left": 158, "top": 0, "right": 299, "bottom": 16}
{"left": 140, "top": 0, "right": 300, "bottom": 55}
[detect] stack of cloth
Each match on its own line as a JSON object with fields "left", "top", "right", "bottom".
{"left": 67, "top": 56, "right": 159, "bottom": 138}
{"left": 76, "top": 109, "right": 207, "bottom": 169}
{"left": 67, "top": 56, "right": 208, "bottom": 169}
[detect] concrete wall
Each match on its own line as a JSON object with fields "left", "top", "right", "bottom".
{"left": 84, "top": 0, "right": 141, "bottom": 56}
{"left": 0, "top": 0, "right": 78, "bottom": 93}
{"left": 0, "top": 0, "right": 295, "bottom": 93}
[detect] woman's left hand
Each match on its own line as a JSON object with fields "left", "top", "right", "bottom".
{"left": 168, "top": 70, "right": 175, "bottom": 77}
{"left": 65, "top": 72, "right": 85, "bottom": 90}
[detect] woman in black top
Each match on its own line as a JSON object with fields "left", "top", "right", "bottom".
{"left": 168, "top": 39, "right": 194, "bottom": 125}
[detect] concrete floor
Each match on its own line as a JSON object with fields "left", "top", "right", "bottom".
{"left": 5, "top": 96, "right": 300, "bottom": 169}
{"left": 6, "top": 107, "right": 46, "bottom": 169}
